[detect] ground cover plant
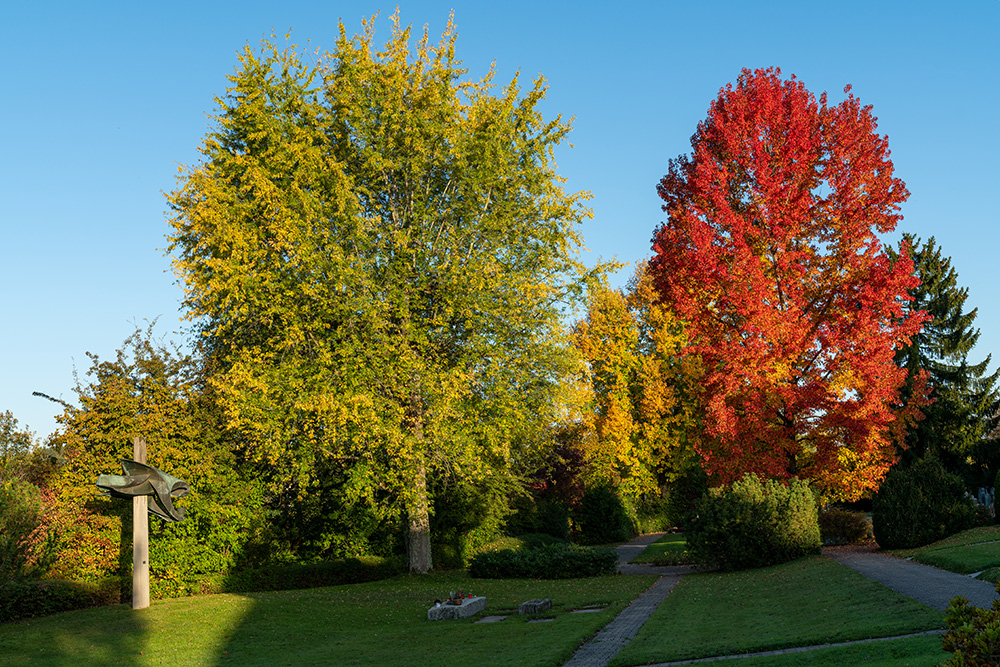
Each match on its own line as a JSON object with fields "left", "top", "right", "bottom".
{"left": 0, "top": 571, "right": 656, "bottom": 667}
{"left": 629, "top": 532, "right": 691, "bottom": 566}
{"left": 468, "top": 542, "right": 617, "bottom": 579}
{"left": 609, "top": 556, "right": 944, "bottom": 665}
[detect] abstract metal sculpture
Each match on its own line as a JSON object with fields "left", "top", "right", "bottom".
{"left": 95, "top": 438, "right": 189, "bottom": 609}
{"left": 97, "top": 459, "right": 189, "bottom": 522}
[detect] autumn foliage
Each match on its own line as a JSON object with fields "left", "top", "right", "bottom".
{"left": 651, "top": 67, "right": 927, "bottom": 500}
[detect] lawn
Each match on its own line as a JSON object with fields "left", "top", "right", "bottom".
{"left": 609, "top": 556, "right": 945, "bottom": 666}
{"left": 629, "top": 532, "right": 690, "bottom": 565}
{"left": 0, "top": 572, "right": 657, "bottom": 667}
{"left": 889, "top": 525, "right": 1000, "bottom": 576}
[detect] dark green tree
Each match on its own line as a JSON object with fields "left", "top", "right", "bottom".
{"left": 891, "top": 235, "right": 1000, "bottom": 482}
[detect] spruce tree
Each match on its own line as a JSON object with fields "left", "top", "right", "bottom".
{"left": 893, "top": 235, "right": 999, "bottom": 483}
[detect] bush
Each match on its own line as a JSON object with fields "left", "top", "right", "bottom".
{"left": 872, "top": 457, "right": 978, "bottom": 550}
{"left": 686, "top": 474, "right": 820, "bottom": 571}
{"left": 0, "top": 577, "right": 122, "bottom": 624}
{"left": 0, "top": 479, "right": 56, "bottom": 585}
{"left": 572, "top": 486, "right": 635, "bottom": 545}
{"left": 223, "top": 555, "right": 405, "bottom": 593}
{"left": 942, "top": 583, "right": 1000, "bottom": 666}
{"left": 818, "top": 507, "right": 870, "bottom": 545}
{"left": 468, "top": 543, "right": 618, "bottom": 579}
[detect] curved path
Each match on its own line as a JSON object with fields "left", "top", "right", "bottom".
{"left": 824, "top": 545, "right": 999, "bottom": 611}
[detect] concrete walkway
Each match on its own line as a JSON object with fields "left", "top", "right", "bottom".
{"left": 824, "top": 545, "right": 1000, "bottom": 611}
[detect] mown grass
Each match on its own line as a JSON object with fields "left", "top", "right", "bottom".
{"left": 629, "top": 532, "right": 691, "bottom": 565}
{"left": 723, "top": 634, "right": 947, "bottom": 666}
{"left": 0, "top": 571, "right": 656, "bottom": 667}
{"left": 889, "top": 525, "right": 1000, "bottom": 576}
{"left": 610, "top": 556, "right": 944, "bottom": 666}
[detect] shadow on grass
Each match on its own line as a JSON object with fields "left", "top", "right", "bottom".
{"left": 0, "top": 602, "right": 150, "bottom": 667}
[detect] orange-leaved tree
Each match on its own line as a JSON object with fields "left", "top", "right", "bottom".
{"left": 573, "top": 263, "right": 702, "bottom": 501}
{"left": 650, "top": 67, "right": 927, "bottom": 500}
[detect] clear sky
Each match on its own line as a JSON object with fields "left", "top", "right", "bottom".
{"left": 2, "top": 0, "right": 998, "bottom": 441}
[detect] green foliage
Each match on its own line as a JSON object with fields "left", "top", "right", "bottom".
{"left": 942, "top": 583, "right": 1000, "bottom": 666}
{"left": 166, "top": 13, "right": 600, "bottom": 574}
{"left": 468, "top": 542, "right": 617, "bottom": 579}
{"left": 891, "top": 236, "right": 1000, "bottom": 482}
{"left": 0, "top": 576, "right": 121, "bottom": 624}
{"left": 222, "top": 556, "right": 405, "bottom": 593}
{"left": 818, "top": 507, "right": 870, "bottom": 545}
{"left": 50, "top": 326, "right": 269, "bottom": 593}
{"left": 507, "top": 496, "right": 571, "bottom": 541}
{"left": 572, "top": 486, "right": 636, "bottom": 545}
{"left": 686, "top": 474, "right": 821, "bottom": 571}
{"left": 873, "top": 457, "right": 978, "bottom": 549}
{"left": 0, "top": 479, "right": 57, "bottom": 584}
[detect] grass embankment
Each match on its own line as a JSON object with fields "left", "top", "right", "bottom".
{"left": 0, "top": 571, "right": 655, "bottom": 667}
{"left": 890, "top": 525, "right": 1000, "bottom": 578}
{"left": 610, "top": 556, "right": 945, "bottom": 666}
{"left": 628, "top": 532, "right": 690, "bottom": 565}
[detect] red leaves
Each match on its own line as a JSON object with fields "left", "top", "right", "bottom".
{"left": 651, "top": 67, "right": 927, "bottom": 499}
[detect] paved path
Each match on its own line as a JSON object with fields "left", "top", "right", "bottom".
{"left": 562, "top": 533, "right": 679, "bottom": 667}
{"left": 561, "top": 536, "right": 994, "bottom": 667}
{"left": 825, "top": 546, "right": 1000, "bottom": 611}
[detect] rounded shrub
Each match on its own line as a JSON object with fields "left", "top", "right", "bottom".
{"left": 572, "top": 486, "right": 635, "bottom": 545}
{"left": 686, "top": 474, "right": 820, "bottom": 571}
{"left": 872, "top": 457, "right": 978, "bottom": 549}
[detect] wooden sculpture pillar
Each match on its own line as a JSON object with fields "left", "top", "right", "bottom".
{"left": 132, "top": 436, "right": 150, "bottom": 610}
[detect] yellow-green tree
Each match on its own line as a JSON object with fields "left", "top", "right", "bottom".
{"left": 167, "top": 15, "right": 596, "bottom": 573}
{"left": 573, "top": 264, "right": 701, "bottom": 503}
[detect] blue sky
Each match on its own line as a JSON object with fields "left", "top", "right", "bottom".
{"left": 2, "top": 0, "right": 998, "bottom": 440}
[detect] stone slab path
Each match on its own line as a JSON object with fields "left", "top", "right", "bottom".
{"left": 824, "top": 545, "right": 1000, "bottom": 611}
{"left": 562, "top": 533, "right": 679, "bottom": 667}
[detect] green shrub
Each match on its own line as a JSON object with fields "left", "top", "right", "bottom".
{"left": 0, "top": 479, "right": 56, "bottom": 585}
{"left": 942, "top": 583, "right": 1000, "bottom": 666}
{"left": 819, "top": 507, "right": 870, "bottom": 545}
{"left": 223, "top": 555, "right": 405, "bottom": 593}
{"left": 873, "top": 457, "right": 978, "bottom": 550}
{"left": 572, "top": 486, "right": 635, "bottom": 545}
{"left": 0, "top": 577, "right": 122, "bottom": 624}
{"left": 686, "top": 474, "right": 820, "bottom": 571}
{"left": 468, "top": 542, "right": 618, "bottom": 579}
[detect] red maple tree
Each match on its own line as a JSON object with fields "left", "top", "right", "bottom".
{"left": 651, "top": 67, "right": 928, "bottom": 499}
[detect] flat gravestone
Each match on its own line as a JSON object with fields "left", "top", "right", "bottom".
{"left": 428, "top": 596, "right": 487, "bottom": 620}
{"left": 475, "top": 615, "right": 508, "bottom": 624}
{"left": 518, "top": 598, "right": 552, "bottom": 615}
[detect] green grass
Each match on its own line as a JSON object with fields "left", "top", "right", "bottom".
{"left": 888, "top": 525, "right": 1000, "bottom": 576}
{"left": 610, "top": 556, "right": 944, "bottom": 666}
{"left": 726, "top": 634, "right": 947, "bottom": 666}
{"left": 0, "top": 571, "right": 656, "bottom": 667}
{"left": 629, "top": 532, "right": 691, "bottom": 565}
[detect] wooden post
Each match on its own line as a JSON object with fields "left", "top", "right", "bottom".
{"left": 132, "top": 436, "right": 150, "bottom": 610}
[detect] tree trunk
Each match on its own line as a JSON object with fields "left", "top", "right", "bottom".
{"left": 407, "top": 457, "right": 432, "bottom": 574}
